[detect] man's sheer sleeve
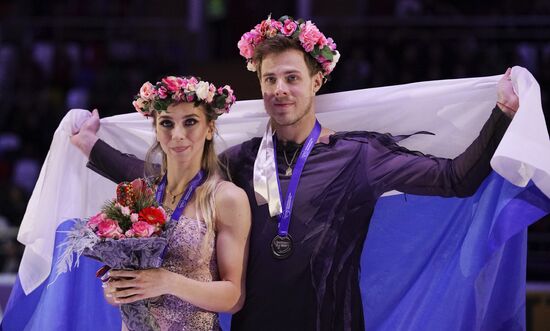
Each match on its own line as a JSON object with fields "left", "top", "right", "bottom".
{"left": 87, "top": 139, "right": 151, "bottom": 183}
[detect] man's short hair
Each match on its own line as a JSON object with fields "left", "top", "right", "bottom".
{"left": 252, "top": 35, "right": 323, "bottom": 77}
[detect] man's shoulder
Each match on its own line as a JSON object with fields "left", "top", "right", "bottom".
{"left": 220, "top": 137, "right": 262, "bottom": 162}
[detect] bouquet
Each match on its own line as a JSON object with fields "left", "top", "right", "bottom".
{"left": 55, "top": 178, "right": 169, "bottom": 331}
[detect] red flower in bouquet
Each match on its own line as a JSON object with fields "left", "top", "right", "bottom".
{"left": 139, "top": 206, "right": 167, "bottom": 227}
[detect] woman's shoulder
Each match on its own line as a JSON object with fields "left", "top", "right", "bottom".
{"left": 213, "top": 180, "right": 250, "bottom": 226}
{"left": 213, "top": 180, "right": 247, "bottom": 205}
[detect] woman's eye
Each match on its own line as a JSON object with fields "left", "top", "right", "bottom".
{"left": 185, "top": 118, "right": 198, "bottom": 126}
{"left": 159, "top": 120, "right": 173, "bottom": 128}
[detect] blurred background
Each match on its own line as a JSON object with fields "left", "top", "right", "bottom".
{"left": 0, "top": 0, "right": 549, "bottom": 329}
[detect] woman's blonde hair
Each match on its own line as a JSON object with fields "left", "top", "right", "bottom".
{"left": 144, "top": 103, "right": 221, "bottom": 247}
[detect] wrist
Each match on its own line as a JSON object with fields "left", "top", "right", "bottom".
{"left": 160, "top": 269, "right": 177, "bottom": 295}
{"left": 496, "top": 95, "right": 519, "bottom": 113}
{"left": 72, "top": 132, "right": 99, "bottom": 158}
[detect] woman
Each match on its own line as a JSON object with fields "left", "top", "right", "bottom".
{"left": 102, "top": 75, "right": 251, "bottom": 331}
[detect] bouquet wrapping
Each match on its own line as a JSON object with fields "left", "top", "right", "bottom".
{"left": 55, "top": 178, "right": 169, "bottom": 331}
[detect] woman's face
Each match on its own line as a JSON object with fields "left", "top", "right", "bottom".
{"left": 155, "top": 102, "right": 214, "bottom": 166}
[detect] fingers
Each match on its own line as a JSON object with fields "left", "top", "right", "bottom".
{"left": 103, "top": 279, "right": 142, "bottom": 304}
{"left": 113, "top": 294, "right": 144, "bottom": 304}
{"left": 500, "top": 67, "right": 512, "bottom": 82}
{"left": 504, "top": 67, "right": 511, "bottom": 77}
{"left": 109, "top": 269, "right": 139, "bottom": 278}
{"left": 91, "top": 108, "right": 99, "bottom": 119}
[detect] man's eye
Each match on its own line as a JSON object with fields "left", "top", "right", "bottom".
{"left": 265, "top": 77, "right": 276, "bottom": 84}
{"left": 287, "top": 75, "right": 298, "bottom": 82}
{"left": 159, "top": 120, "right": 173, "bottom": 128}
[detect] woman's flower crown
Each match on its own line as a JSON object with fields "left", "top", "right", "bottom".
{"left": 237, "top": 15, "right": 341, "bottom": 77}
{"left": 133, "top": 75, "right": 236, "bottom": 118}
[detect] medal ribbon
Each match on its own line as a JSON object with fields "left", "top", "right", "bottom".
{"left": 273, "top": 121, "right": 321, "bottom": 237}
{"left": 155, "top": 170, "right": 205, "bottom": 222}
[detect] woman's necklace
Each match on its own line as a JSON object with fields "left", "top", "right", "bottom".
{"left": 283, "top": 147, "right": 300, "bottom": 176}
{"left": 166, "top": 188, "right": 186, "bottom": 205}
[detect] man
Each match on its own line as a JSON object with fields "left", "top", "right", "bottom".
{"left": 72, "top": 16, "right": 519, "bottom": 330}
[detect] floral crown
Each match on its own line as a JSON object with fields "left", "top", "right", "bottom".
{"left": 132, "top": 75, "right": 236, "bottom": 118}
{"left": 237, "top": 15, "right": 341, "bottom": 77}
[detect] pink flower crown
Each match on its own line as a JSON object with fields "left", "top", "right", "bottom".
{"left": 133, "top": 75, "right": 236, "bottom": 118}
{"left": 237, "top": 15, "right": 341, "bottom": 77}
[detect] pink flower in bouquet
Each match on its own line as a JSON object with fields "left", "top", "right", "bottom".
{"left": 131, "top": 221, "right": 157, "bottom": 238}
{"left": 97, "top": 218, "right": 124, "bottom": 239}
{"left": 87, "top": 212, "right": 106, "bottom": 231}
{"left": 139, "top": 206, "right": 167, "bottom": 227}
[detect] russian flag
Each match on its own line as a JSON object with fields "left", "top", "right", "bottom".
{"left": 2, "top": 67, "right": 549, "bottom": 330}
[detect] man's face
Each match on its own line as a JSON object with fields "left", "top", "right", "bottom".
{"left": 259, "top": 49, "right": 322, "bottom": 128}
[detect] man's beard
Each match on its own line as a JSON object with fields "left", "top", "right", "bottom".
{"left": 272, "top": 97, "right": 314, "bottom": 128}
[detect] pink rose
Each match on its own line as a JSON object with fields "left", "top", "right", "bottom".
{"left": 131, "top": 221, "right": 156, "bottom": 238}
{"left": 172, "top": 90, "right": 184, "bottom": 101}
{"left": 281, "top": 19, "right": 297, "bottom": 36}
{"left": 157, "top": 86, "right": 168, "bottom": 99}
{"left": 206, "top": 84, "right": 216, "bottom": 103}
{"left": 256, "top": 19, "right": 281, "bottom": 38}
{"left": 87, "top": 212, "right": 106, "bottom": 230}
{"left": 180, "top": 78, "right": 189, "bottom": 89}
{"left": 321, "top": 61, "right": 332, "bottom": 75}
{"left": 238, "top": 33, "right": 255, "bottom": 59}
{"left": 317, "top": 34, "right": 328, "bottom": 48}
{"left": 139, "top": 82, "right": 155, "bottom": 99}
{"left": 132, "top": 99, "right": 147, "bottom": 114}
{"left": 96, "top": 218, "right": 123, "bottom": 239}
{"left": 249, "top": 29, "right": 263, "bottom": 44}
{"left": 162, "top": 76, "right": 181, "bottom": 93}
{"left": 327, "top": 37, "right": 337, "bottom": 51}
{"left": 125, "top": 229, "right": 135, "bottom": 237}
{"left": 298, "top": 21, "right": 324, "bottom": 52}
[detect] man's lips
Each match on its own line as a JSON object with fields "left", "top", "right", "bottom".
{"left": 273, "top": 102, "right": 294, "bottom": 108}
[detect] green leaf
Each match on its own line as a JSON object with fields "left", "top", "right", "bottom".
{"left": 320, "top": 47, "right": 334, "bottom": 60}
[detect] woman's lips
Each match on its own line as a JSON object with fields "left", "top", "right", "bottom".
{"left": 171, "top": 146, "right": 189, "bottom": 153}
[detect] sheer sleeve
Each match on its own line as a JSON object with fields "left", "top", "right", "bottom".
{"left": 87, "top": 139, "right": 152, "bottom": 183}
{"left": 366, "top": 106, "right": 511, "bottom": 198}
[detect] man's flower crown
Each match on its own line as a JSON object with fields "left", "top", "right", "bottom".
{"left": 237, "top": 15, "right": 341, "bottom": 77}
{"left": 133, "top": 75, "right": 236, "bottom": 118}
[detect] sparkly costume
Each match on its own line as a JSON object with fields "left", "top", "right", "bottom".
{"left": 150, "top": 208, "right": 220, "bottom": 331}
